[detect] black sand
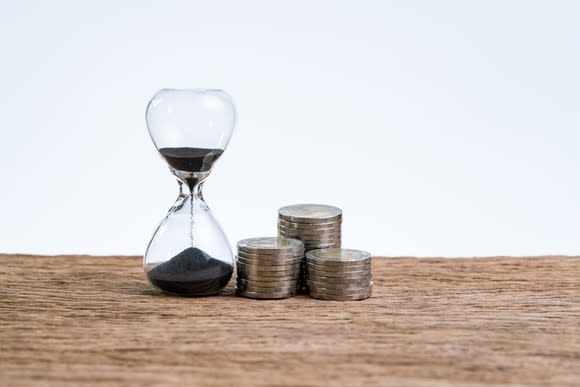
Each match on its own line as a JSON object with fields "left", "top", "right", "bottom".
{"left": 146, "top": 247, "right": 233, "bottom": 296}
{"left": 159, "top": 147, "right": 223, "bottom": 172}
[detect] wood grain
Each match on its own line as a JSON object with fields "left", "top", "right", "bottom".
{"left": 0, "top": 254, "right": 579, "bottom": 386}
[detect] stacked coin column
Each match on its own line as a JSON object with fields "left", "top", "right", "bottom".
{"left": 277, "top": 204, "right": 343, "bottom": 293}
{"left": 305, "top": 248, "right": 373, "bottom": 301}
{"left": 235, "top": 237, "right": 304, "bottom": 299}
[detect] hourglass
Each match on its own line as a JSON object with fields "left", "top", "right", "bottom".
{"left": 144, "top": 89, "right": 236, "bottom": 296}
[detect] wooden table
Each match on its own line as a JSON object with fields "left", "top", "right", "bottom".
{"left": 1, "top": 254, "right": 579, "bottom": 386}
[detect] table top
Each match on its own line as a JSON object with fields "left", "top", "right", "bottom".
{"left": 1, "top": 254, "right": 579, "bottom": 386}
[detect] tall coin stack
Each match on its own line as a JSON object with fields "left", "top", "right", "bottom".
{"left": 305, "top": 248, "right": 373, "bottom": 301}
{"left": 277, "top": 204, "right": 342, "bottom": 293}
{"left": 235, "top": 237, "right": 304, "bottom": 299}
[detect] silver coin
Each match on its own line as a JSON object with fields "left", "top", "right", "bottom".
{"left": 236, "top": 282, "right": 298, "bottom": 294}
{"left": 235, "top": 277, "right": 300, "bottom": 288}
{"left": 309, "top": 282, "right": 373, "bottom": 294}
{"left": 306, "top": 248, "right": 371, "bottom": 264}
{"left": 287, "top": 238, "right": 342, "bottom": 246}
{"left": 237, "top": 271, "right": 300, "bottom": 280}
{"left": 236, "top": 290, "right": 297, "bottom": 300}
{"left": 310, "top": 282, "right": 372, "bottom": 292}
{"left": 236, "top": 263, "right": 301, "bottom": 273}
{"left": 237, "top": 265, "right": 300, "bottom": 276}
{"left": 303, "top": 239, "right": 341, "bottom": 245}
{"left": 236, "top": 265, "right": 301, "bottom": 274}
{"left": 307, "top": 280, "right": 373, "bottom": 293}
{"left": 279, "top": 236, "right": 342, "bottom": 245}
{"left": 277, "top": 225, "right": 342, "bottom": 235}
{"left": 306, "top": 265, "right": 371, "bottom": 275}
{"left": 237, "top": 278, "right": 299, "bottom": 288}
{"left": 277, "top": 217, "right": 342, "bottom": 227}
{"left": 278, "top": 228, "right": 342, "bottom": 238}
{"left": 286, "top": 236, "right": 340, "bottom": 245}
{"left": 305, "top": 266, "right": 371, "bottom": 275}
{"left": 302, "top": 238, "right": 341, "bottom": 244}
{"left": 237, "top": 247, "right": 304, "bottom": 255}
{"left": 237, "top": 256, "right": 303, "bottom": 265}
{"left": 237, "top": 253, "right": 303, "bottom": 261}
{"left": 237, "top": 237, "right": 304, "bottom": 254}
{"left": 309, "top": 287, "right": 372, "bottom": 297}
{"left": 237, "top": 253, "right": 302, "bottom": 261}
{"left": 279, "top": 235, "right": 342, "bottom": 245}
{"left": 278, "top": 229, "right": 342, "bottom": 239}
{"left": 306, "top": 249, "right": 340, "bottom": 252}
{"left": 236, "top": 281, "right": 299, "bottom": 291}
{"left": 236, "top": 252, "right": 303, "bottom": 261}
{"left": 302, "top": 237, "right": 342, "bottom": 243}
{"left": 236, "top": 267, "right": 300, "bottom": 276}
{"left": 278, "top": 204, "right": 342, "bottom": 223}
{"left": 306, "top": 284, "right": 372, "bottom": 294}
{"left": 308, "top": 289, "right": 372, "bottom": 301}
{"left": 236, "top": 292, "right": 297, "bottom": 299}
{"left": 238, "top": 279, "right": 300, "bottom": 286}
{"left": 237, "top": 275, "right": 300, "bottom": 283}
{"left": 237, "top": 253, "right": 303, "bottom": 262}
{"left": 306, "top": 269, "right": 370, "bottom": 279}
{"left": 303, "top": 242, "right": 341, "bottom": 249}
{"left": 236, "top": 275, "right": 301, "bottom": 284}
{"left": 236, "top": 262, "right": 301, "bottom": 273}
{"left": 306, "top": 260, "right": 372, "bottom": 270}
{"left": 306, "top": 277, "right": 372, "bottom": 288}
{"left": 306, "top": 272, "right": 371, "bottom": 280}
{"left": 236, "top": 255, "right": 304, "bottom": 265}
{"left": 277, "top": 226, "right": 341, "bottom": 236}
{"left": 305, "top": 257, "right": 372, "bottom": 268}
{"left": 306, "top": 277, "right": 372, "bottom": 287}
{"left": 235, "top": 277, "right": 301, "bottom": 288}
{"left": 277, "top": 218, "right": 342, "bottom": 230}
{"left": 278, "top": 221, "right": 341, "bottom": 230}
{"left": 237, "top": 251, "right": 303, "bottom": 261}
{"left": 298, "top": 234, "right": 342, "bottom": 240}
{"left": 277, "top": 218, "right": 342, "bottom": 227}
{"left": 306, "top": 278, "right": 372, "bottom": 290}
{"left": 304, "top": 270, "right": 373, "bottom": 283}
{"left": 238, "top": 288, "right": 298, "bottom": 297}
{"left": 236, "top": 279, "right": 297, "bottom": 289}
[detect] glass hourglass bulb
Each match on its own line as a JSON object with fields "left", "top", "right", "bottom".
{"left": 144, "top": 89, "right": 236, "bottom": 296}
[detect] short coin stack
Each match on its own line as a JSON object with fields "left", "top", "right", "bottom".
{"left": 278, "top": 204, "right": 342, "bottom": 293}
{"left": 235, "top": 237, "right": 304, "bottom": 299}
{"left": 277, "top": 204, "right": 342, "bottom": 251}
{"left": 305, "top": 248, "right": 373, "bottom": 301}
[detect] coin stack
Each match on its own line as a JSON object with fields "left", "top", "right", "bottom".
{"left": 235, "top": 237, "right": 304, "bottom": 299}
{"left": 278, "top": 204, "right": 342, "bottom": 293}
{"left": 305, "top": 248, "right": 373, "bottom": 301}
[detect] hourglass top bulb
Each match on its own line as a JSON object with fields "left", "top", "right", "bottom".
{"left": 146, "top": 88, "right": 236, "bottom": 174}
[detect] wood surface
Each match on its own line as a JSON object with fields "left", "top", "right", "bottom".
{"left": 1, "top": 254, "right": 579, "bottom": 386}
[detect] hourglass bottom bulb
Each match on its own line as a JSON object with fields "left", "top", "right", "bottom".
{"left": 146, "top": 247, "right": 233, "bottom": 296}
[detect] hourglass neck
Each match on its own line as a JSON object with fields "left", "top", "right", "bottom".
{"left": 174, "top": 171, "right": 209, "bottom": 200}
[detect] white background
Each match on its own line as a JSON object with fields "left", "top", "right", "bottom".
{"left": 1, "top": 0, "right": 578, "bottom": 257}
